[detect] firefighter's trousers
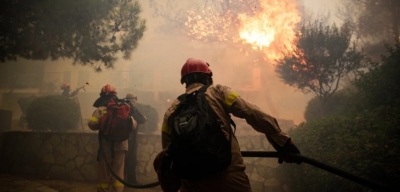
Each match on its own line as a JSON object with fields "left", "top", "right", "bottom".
{"left": 97, "top": 150, "right": 126, "bottom": 192}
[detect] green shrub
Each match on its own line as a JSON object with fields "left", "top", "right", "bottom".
{"left": 279, "top": 43, "right": 400, "bottom": 191}
{"left": 136, "top": 103, "right": 159, "bottom": 133}
{"left": 278, "top": 107, "right": 400, "bottom": 191}
{"left": 26, "top": 95, "right": 80, "bottom": 132}
{"left": 355, "top": 43, "right": 400, "bottom": 109}
{"left": 304, "top": 89, "right": 356, "bottom": 121}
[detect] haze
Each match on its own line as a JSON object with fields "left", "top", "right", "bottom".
{"left": 0, "top": 0, "right": 342, "bottom": 126}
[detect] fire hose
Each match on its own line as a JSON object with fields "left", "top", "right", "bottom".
{"left": 99, "top": 138, "right": 160, "bottom": 188}
{"left": 100, "top": 138, "right": 394, "bottom": 192}
{"left": 241, "top": 151, "right": 395, "bottom": 192}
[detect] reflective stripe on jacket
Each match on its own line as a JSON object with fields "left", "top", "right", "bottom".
{"left": 88, "top": 106, "right": 138, "bottom": 152}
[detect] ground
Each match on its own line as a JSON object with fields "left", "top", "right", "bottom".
{"left": 22, "top": 175, "right": 163, "bottom": 192}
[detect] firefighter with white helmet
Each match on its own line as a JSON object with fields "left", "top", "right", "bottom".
{"left": 124, "top": 92, "right": 147, "bottom": 183}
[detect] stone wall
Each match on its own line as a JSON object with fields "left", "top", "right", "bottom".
{"left": 0, "top": 132, "right": 102, "bottom": 181}
{"left": 0, "top": 131, "right": 286, "bottom": 192}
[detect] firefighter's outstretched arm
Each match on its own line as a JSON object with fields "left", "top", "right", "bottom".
{"left": 70, "top": 85, "right": 86, "bottom": 97}
{"left": 223, "top": 88, "right": 301, "bottom": 164}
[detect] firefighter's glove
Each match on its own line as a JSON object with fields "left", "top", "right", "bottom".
{"left": 278, "top": 139, "right": 302, "bottom": 165}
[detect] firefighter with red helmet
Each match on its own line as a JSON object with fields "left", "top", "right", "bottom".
{"left": 156, "top": 58, "right": 302, "bottom": 192}
{"left": 61, "top": 83, "right": 71, "bottom": 97}
{"left": 61, "top": 83, "right": 86, "bottom": 97}
{"left": 88, "top": 84, "right": 137, "bottom": 192}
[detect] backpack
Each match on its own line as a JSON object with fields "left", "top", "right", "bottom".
{"left": 99, "top": 99, "right": 133, "bottom": 142}
{"left": 167, "top": 85, "right": 235, "bottom": 180}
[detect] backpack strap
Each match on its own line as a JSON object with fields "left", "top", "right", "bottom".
{"left": 177, "top": 84, "right": 212, "bottom": 101}
{"left": 229, "top": 119, "right": 236, "bottom": 134}
{"left": 175, "top": 84, "right": 236, "bottom": 136}
{"left": 177, "top": 93, "right": 187, "bottom": 102}
{"left": 198, "top": 84, "right": 237, "bottom": 136}
{"left": 197, "top": 84, "right": 211, "bottom": 93}
{"left": 180, "top": 84, "right": 236, "bottom": 135}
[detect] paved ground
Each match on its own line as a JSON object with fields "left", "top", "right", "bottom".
{"left": 0, "top": 174, "right": 163, "bottom": 192}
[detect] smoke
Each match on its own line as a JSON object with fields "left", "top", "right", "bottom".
{"left": 1, "top": 0, "right": 342, "bottom": 126}
{"left": 139, "top": 0, "right": 315, "bottom": 124}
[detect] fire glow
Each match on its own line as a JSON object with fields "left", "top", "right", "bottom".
{"left": 185, "top": 7, "right": 234, "bottom": 42}
{"left": 238, "top": 0, "right": 301, "bottom": 60}
{"left": 185, "top": 0, "right": 301, "bottom": 61}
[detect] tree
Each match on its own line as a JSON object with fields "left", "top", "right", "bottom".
{"left": 275, "top": 20, "right": 365, "bottom": 102}
{"left": 355, "top": 42, "right": 400, "bottom": 108}
{"left": 0, "top": 0, "right": 146, "bottom": 71}
{"left": 276, "top": 43, "right": 400, "bottom": 191}
{"left": 338, "top": 0, "right": 400, "bottom": 60}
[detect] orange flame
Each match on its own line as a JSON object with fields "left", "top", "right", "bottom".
{"left": 238, "top": 0, "right": 301, "bottom": 61}
{"left": 184, "top": 0, "right": 301, "bottom": 62}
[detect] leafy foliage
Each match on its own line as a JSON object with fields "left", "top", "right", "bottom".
{"left": 339, "top": 0, "right": 400, "bottom": 60}
{"left": 277, "top": 42, "right": 400, "bottom": 191}
{"left": 303, "top": 89, "right": 355, "bottom": 121}
{"left": 355, "top": 43, "right": 400, "bottom": 109}
{"left": 26, "top": 95, "right": 80, "bottom": 132}
{"left": 275, "top": 20, "right": 365, "bottom": 101}
{"left": 279, "top": 109, "right": 400, "bottom": 192}
{"left": 136, "top": 103, "right": 159, "bottom": 133}
{"left": 340, "top": 0, "right": 400, "bottom": 40}
{"left": 0, "top": 0, "right": 146, "bottom": 70}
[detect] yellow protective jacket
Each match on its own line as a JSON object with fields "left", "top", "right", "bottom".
{"left": 160, "top": 83, "right": 291, "bottom": 191}
{"left": 88, "top": 106, "right": 137, "bottom": 152}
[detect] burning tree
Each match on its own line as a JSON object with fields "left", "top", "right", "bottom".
{"left": 149, "top": 0, "right": 260, "bottom": 41}
{"left": 149, "top": 0, "right": 301, "bottom": 60}
{"left": 150, "top": 0, "right": 303, "bottom": 115}
{"left": 149, "top": 0, "right": 304, "bottom": 115}
{"left": 275, "top": 20, "right": 365, "bottom": 102}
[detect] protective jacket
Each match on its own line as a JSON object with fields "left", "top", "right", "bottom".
{"left": 89, "top": 104, "right": 137, "bottom": 192}
{"left": 125, "top": 102, "right": 147, "bottom": 183}
{"left": 160, "top": 83, "right": 290, "bottom": 192}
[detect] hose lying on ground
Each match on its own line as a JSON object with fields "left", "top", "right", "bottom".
{"left": 241, "top": 151, "right": 395, "bottom": 192}
{"left": 99, "top": 140, "right": 395, "bottom": 191}
{"left": 100, "top": 139, "right": 160, "bottom": 188}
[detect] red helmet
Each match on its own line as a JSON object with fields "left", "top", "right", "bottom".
{"left": 180, "top": 58, "right": 212, "bottom": 84}
{"left": 100, "top": 84, "right": 117, "bottom": 95}
{"left": 61, "top": 83, "right": 70, "bottom": 90}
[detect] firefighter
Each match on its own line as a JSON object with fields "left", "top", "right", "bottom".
{"left": 88, "top": 84, "right": 137, "bottom": 192}
{"left": 61, "top": 83, "right": 71, "bottom": 97}
{"left": 124, "top": 92, "right": 147, "bottom": 183}
{"left": 61, "top": 83, "right": 86, "bottom": 97}
{"left": 157, "top": 58, "right": 302, "bottom": 192}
